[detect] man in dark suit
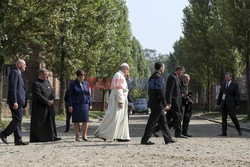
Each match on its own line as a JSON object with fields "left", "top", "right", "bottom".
{"left": 216, "top": 72, "right": 242, "bottom": 136}
{"left": 181, "top": 74, "right": 193, "bottom": 137}
{"left": 141, "top": 62, "right": 176, "bottom": 145}
{"left": 165, "top": 66, "right": 186, "bottom": 138}
{"left": 0, "top": 59, "right": 28, "bottom": 145}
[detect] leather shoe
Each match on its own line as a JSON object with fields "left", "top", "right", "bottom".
{"left": 166, "top": 139, "right": 177, "bottom": 144}
{"left": 218, "top": 133, "right": 227, "bottom": 136}
{"left": 175, "top": 135, "right": 187, "bottom": 139}
{"left": 116, "top": 139, "right": 130, "bottom": 142}
{"left": 54, "top": 137, "right": 62, "bottom": 141}
{"left": 15, "top": 141, "right": 29, "bottom": 146}
{"left": 153, "top": 132, "right": 159, "bottom": 137}
{"left": 183, "top": 134, "right": 192, "bottom": 137}
{"left": 82, "top": 138, "right": 89, "bottom": 141}
{"left": 238, "top": 130, "right": 242, "bottom": 136}
{"left": 141, "top": 140, "right": 155, "bottom": 145}
{"left": 64, "top": 130, "right": 69, "bottom": 132}
{"left": 0, "top": 134, "right": 8, "bottom": 145}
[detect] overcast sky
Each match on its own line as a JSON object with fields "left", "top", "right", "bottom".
{"left": 126, "top": 0, "right": 189, "bottom": 54}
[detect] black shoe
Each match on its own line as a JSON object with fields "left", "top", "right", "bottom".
{"left": 64, "top": 130, "right": 69, "bottom": 132}
{"left": 141, "top": 140, "right": 155, "bottom": 145}
{"left": 153, "top": 132, "right": 159, "bottom": 137}
{"left": 15, "top": 141, "right": 29, "bottom": 146}
{"left": 0, "top": 134, "right": 8, "bottom": 145}
{"left": 116, "top": 139, "right": 130, "bottom": 142}
{"left": 183, "top": 133, "right": 192, "bottom": 137}
{"left": 175, "top": 135, "right": 188, "bottom": 139}
{"left": 238, "top": 130, "right": 242, "bottom": 136}
{"left": 54, "top": 137, "right": 62, "bottom": 141}
{"left": 218, "top": 133, "right": 227, "bottom": 136}
{"left": 165, "top": 139, "right": 177, "bottom": 144}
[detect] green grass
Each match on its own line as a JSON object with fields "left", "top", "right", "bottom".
{"left": 55, "top": 111, "right": 105, "bottom": 121}
{"left": 0, "top": 120, "right": 10, "bottom": 128}
{"left": 194, "top": 110, "right": 248, "bottom": 122}
{"left": 89, "top": 111, "right": 105, "bottom": 119}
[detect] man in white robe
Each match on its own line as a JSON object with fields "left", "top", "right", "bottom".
{"left": 94, "top": 63, "right": 130, "bottom": 141}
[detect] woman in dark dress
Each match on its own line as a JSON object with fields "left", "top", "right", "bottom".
{"left": 68, "top": 70, "right": 92, "bottom": 141}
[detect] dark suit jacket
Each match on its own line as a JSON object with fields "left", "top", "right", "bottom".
{"left": 165, "top": 73, "right": 182, "bottom": 108}
{"left": 68, "top": 80, "right": 92, "bottom": 107}
{"left": 7, "top": 67, "right": 27, "bottom": 107}
{"left": 217, "top": 81, "right": 240, "bottom": 109}
{"left": 148, "top": 71, "right": 166, "bottom": 110}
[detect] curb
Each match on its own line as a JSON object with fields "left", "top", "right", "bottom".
{"left": 194, "top": 116, "right": 250, "bottom": 132}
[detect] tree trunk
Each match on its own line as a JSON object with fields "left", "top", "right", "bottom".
{"left": 58, "top": 34, "right": 66, "bottom": 115}
{"left": 0, "top": 56, "right": 4, "bottom": 121}
{"left": 101, "top": 89, "right": 105, "bottom": 112}
{"left": 59, "top": 77, "right": 66, "bottom": 115}
{"left": 206, "top": 65, "right": 211, "bottom": 113}
{"left": 246, "top": 29, "right": 250, "bottom": 119}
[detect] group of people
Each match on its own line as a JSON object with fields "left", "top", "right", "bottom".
{"left": 0, "top": 60, "right": 61, "bottom": 145}
{"left": 0, "top": 60, "right": 242, "bottom": 146}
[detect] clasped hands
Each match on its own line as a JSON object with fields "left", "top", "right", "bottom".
{"left": 164, "top": 104, "right": 171, "bottom": 111}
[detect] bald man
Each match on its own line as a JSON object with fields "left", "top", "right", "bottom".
{"left": 0, "top": 59, "right": 28, "bottom": 145}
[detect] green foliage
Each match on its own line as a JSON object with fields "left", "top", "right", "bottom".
{"left": 0, "top": 0, "right": 150, "bottom": 103}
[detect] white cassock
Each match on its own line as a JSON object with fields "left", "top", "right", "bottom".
{"left": 94, "top": 70, "right": 130, "bottom": 140}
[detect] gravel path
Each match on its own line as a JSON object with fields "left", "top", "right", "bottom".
{"left": 0, "top": 115, "right": 250, "bottom": 167}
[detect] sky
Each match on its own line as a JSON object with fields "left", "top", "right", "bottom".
{"left": 126, "top": 0, "right": 189, "bottom": 54}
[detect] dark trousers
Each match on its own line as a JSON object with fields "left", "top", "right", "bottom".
{"left": 141, "top": 108, "right": 172, "bottom": 144}
{"left": 154, "top": 107, "right": 182, "bottom": 135}
{"left": 65, "top": 110, "right": 72, "bottom": 131}
{"left": 182, "top": 104, "right": 192, "bottom": 135}
{"left": 221, "top": 107, "right": 240, "bottom": 134}
{"left": 1, "top": 105, "right": 23, "bottom": 143}
{"left": 166, "top": 107, "right": 182, "bottom": 137}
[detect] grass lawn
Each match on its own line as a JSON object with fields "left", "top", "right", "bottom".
{"left": 0, "top": 111, "right": 105, "bottom": 128}
{"left": 55, "top": 110, "right": 105, "bottom": 121}
{"left": 0, "top": 120, "right": 9, "bottom": 128}
{"left": 194, "top": 110, "right": 249, "bottom": 123}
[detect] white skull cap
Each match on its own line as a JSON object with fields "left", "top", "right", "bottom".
{"left": 120, "top": 63, "right": 129, "bottom": 69}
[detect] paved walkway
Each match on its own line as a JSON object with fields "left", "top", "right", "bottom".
{"left": 0, "top": 115, "right": 250, "bottom": 167}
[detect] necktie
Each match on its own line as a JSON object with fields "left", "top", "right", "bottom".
{"left": 226, "top": 82, "right": 229, "bottom": 89}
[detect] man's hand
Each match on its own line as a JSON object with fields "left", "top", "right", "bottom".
{"left": 164, "top": 104, "right": 171, "bottom": 111}
{"left": 68, "top": 106, "right": 73, "bottom": 112}
{"left": 13, "top": 103, "right": 18, "bottom": 110}
{"left": 48, "top": 100, "right": 54, "bottom": 106}
{"left": 89, "top": 106, "right": 92, "bottom": 110}
{"left": 118, "top": 102, "right": 123, "bottom": 109}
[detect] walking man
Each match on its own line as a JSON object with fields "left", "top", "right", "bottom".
{"left": 165, "top": 66, "right": 186, "bottom": 138}
{"left": 0, "top": 59, "right": 28, "bottom": 145}
{"left": 141, "top": 62, "right": 176, "bottom": 145}
{"left": 216, "top": 72, "right": 242, "bottom": 136}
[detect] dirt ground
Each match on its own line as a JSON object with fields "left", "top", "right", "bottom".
{"left": 0, "top": 115, "right": 250, "bottom": 167}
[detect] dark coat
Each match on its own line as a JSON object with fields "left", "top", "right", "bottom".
{"left": 68, "top": 80, "right": 92, "bottom": 122}
{"left": 30, "top": 78, "right": 57, "bottom": 142}
{"left": 165, "top": 73, "right": 182, "bottom": 108}
{"left": 217, "top": 81, "right": 240, "bottom": 109}
{"left": 7, "top": 68, "right": 27, "bottom": 107}
{"left": 68, "top": 80, "right": 92, "bottom": 107}
{"left": 148, "top": 71, "right": 166, "bottom": 110}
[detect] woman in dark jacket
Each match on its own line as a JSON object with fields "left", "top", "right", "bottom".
{"left": 68, "top": 70, "right": 92, "bottom": 141}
